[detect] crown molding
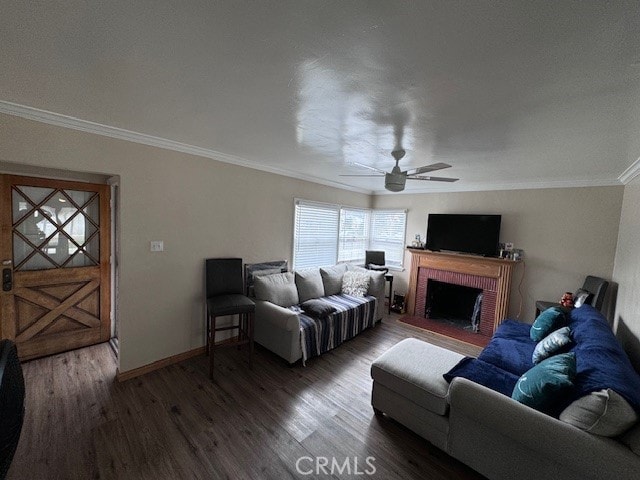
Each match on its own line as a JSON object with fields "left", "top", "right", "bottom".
{"left": 0, "top": 100, "right": 629, "bottom": 197}
{"left": 0, "top": 100, "right": 373, "bottom": 195}
{"left": 372, "top": 177, "right": 623, "bottom": 196}
{"left": 618, "top": 156, "right": 640, "bottom": 185}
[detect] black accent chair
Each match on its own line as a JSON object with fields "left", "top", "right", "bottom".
{"left": 365, "top": 250, "right": 389, "bottom": 275}
{"left": 205, "top": 258, "right": 255, "bottom": 379}
{"left": 535, "top": 275, "right": 609, "bottom": 316}
{"left": 0, "top": 340, "right": 25, "bottom": 480}
{"left": 365, "top": 250, "right": 394, "bottom": 315}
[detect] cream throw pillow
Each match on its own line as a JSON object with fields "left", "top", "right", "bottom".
{"left": 341, "top": 270, "right": 370, "bottom": 297}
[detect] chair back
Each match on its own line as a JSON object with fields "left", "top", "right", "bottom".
{"left": 365, "top": 250, "right": 385, "bottom": 268}
{"left": 0, "top": 340, "right": 25, "bottom": 479}
{"left": 582, "top": 275, "right": 609, "bottom": 312}
{"left": 206, "top": 258, "right": 244, "bottom": 298}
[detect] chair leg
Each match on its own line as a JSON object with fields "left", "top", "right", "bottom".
{"left": 249, "top": 312, "right": 254, "bottom": 369}
{"left": 206, "top": 312, "right": 210, "bottom": 355}
{"left": 237, "top": 313, "right": 244, "bottom": 350}
{"left": 209, "top": 314, "right": 216, "bottom": 380}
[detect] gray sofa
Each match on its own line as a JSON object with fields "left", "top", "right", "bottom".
{"left": 253, "top": 264, "right": 385, "bottom": 364}
{"left": 371, "top": 337, "right": 640, "bottom": 480}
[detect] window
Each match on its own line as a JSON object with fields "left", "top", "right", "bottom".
{"left": 293, "top": 200, "right": 340, "bottom": 269}
{"left": 293, "top": 199, "right": 407, "bottom": 270}
{"left": 370, "top": 210, "right": 407, "bottom": 268}
{"left": 338, "top": 208, "right": 370, "bottom": 264}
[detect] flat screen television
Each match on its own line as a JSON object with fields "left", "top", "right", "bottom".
{"left": 426, "top": 214, "right": 501, "bottom": 257}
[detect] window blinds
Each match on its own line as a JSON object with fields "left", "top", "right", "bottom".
{"left": 338, "top": 208, "right": 371, "bottom": 264}
{"left": 293, "top": 200, "right": 407, "bottom": 270}
{"left": 293, "top": 200, "right": 340, "bottom": 269}
{"left": 370, "top": 210, "right": 407, "bottom": 268}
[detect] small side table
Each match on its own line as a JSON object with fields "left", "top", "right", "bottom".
{"left": 384, "top": 274, "right": 393, "bottom": 315}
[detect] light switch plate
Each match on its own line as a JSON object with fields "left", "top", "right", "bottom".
{"left": 150, "top": 240, "right": 164, "bottom": 252}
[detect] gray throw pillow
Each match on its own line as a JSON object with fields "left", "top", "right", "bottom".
{"left": 301, "top": 299, "right": 337, "bottom": 318}
{"left": 295, "top": 268, "right": 325, "bottom": 303}
{"left": 532, "top": 327, "right": 572, "bottom": 364}
{"left": 319, "top": 264, "right": 348, "bottom": 296}
{"left": 253, "top": 272, "right": 299, "bottom": 307}
{"left": 248, "top": 268, "right": 285, "bottom": 297}
{"left": 367, "top": 270, "right": 385, "bottom": 297}
{"left": 559, "top": 389, "right": 639, "bottom": 437}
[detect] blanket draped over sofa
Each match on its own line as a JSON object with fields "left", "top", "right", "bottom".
{"left": 292, "top": 294, "right": 376, "bottom": 363}
{"left": 444, "top": 305, "right": 640, "bottom": 415}
{"left": 251, "top": 262, "right": 385, "bottom": 364}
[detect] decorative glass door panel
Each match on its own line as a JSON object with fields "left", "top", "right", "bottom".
{"left": 1, "top": 175, "right": 111, "bottom": 360}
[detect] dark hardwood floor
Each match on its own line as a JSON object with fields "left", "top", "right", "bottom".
{"left": 8, "top": 315, "right": 484, "bottom": 480}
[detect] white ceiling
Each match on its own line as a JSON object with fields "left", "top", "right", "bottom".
{"left": 1, "top": 1, "right": 639, "bottom": 194}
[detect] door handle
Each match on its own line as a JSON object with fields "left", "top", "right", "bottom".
{"left": 2, "top": 268, "right": 11, "bottom": 291}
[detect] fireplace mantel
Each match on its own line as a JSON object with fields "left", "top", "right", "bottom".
{"left": 406, "top": 249, "right": 519, "bottom": 336}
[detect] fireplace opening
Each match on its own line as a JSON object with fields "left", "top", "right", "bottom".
{"left": 425, "top": 280, "right": 483, "bottom": 332}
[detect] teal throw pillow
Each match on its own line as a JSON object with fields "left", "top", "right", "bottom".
{"left": 512, "top": 352, "right": 576, "bottom": 412}
{"left": 532, "top": 327, "right": 572, "bottom": 364}
{"left": 530, "top": 307, "right": 566, "bottom": 342}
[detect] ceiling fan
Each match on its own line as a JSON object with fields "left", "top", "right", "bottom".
{"left": 341, "top": 149, "right": 458, "bottom": 192}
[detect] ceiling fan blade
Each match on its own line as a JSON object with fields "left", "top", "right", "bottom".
{"left": 348, "top": 162, "right": 388, "bottom": 174}
{"left": 404, "top": 162, "right": 452, "bottom": 176}
{"left": 407, "top": 175, "right": 459, "bottom": 182}
{"left": 339, "top": 174, "right": 385, "bottom": 177}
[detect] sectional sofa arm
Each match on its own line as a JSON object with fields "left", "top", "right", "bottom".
{"left": 448, "top": 377, "right": 640, "bottom": 478}
{"left": 254, "top": 300, "right": 300, "bottom": 332}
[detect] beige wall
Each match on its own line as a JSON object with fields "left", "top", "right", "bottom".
{"left": 612, "top": 176, "right": 640, "bottom": 367}
{"left": 0, "top": 114, "right": 370, "bottom": 372}
{"left": 373, "top": 187, "right": 623, "bottom": 323}
{"left": 0, "top": 111, "right": 632, "bottom": 372}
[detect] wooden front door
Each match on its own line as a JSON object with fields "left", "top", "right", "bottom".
{"left": 0, "top": 175, "right": 111, "bottom": 360}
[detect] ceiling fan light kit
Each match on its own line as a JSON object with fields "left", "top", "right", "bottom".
{"left": 385, "top": 172, "right": 406, "bottom": 192}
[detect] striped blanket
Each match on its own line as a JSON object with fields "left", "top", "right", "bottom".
{"left": 290, "top": 294, "right": 377, "bottom": 364}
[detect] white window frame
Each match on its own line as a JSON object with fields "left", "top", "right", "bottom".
{"left": 338, "top": 207, "right": 371, "bottom": 265}
{"left": 369, "top": 209, "right": 408, "bottom": 269}
{"left": 292, "top": 199, "right": 341, "bottom": 270}
{"left": 292, "top": 199, "right": 407, "bottom": 271}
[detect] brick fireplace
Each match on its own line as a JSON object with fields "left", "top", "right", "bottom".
{"left": 406, "top": 249, "right": 518, "bottom": 338}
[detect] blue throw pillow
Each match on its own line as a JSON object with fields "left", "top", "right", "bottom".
{"left": 532, "top": 326, "right": 572, "bottom": 364}
{"left": 530, "top": 307, "right": 567, "bottom": 342}
{"left": 512, "top": 352, "right": 576, "bottom": 413}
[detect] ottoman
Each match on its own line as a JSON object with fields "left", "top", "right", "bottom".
{"left": 370, "top": 338, "right": 464, "bottom": 451}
